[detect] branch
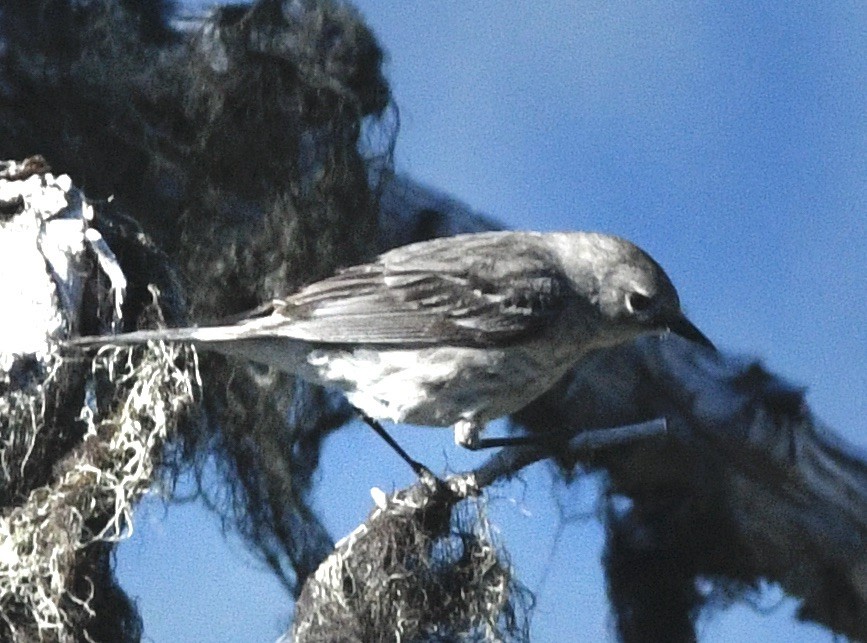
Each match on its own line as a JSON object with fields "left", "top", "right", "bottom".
{"left": 458, "top": 418, "right": 668, "bottom": 491}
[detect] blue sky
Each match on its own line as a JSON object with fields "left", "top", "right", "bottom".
{"left": 117, "top": 3, "right": 866, "bottom": 641}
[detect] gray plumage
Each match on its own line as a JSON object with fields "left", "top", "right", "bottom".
{"left": 69, "top": 231, "right": 712, "bottom": 448}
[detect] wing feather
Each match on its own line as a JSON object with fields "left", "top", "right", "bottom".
{"left": 260, "top": 232, "right": 572, "bottom": 347}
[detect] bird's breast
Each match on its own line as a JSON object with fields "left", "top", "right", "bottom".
{"left": 304, "top": 341, "right": 574, "bottom": 429}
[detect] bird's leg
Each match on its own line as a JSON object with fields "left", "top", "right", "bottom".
{"left": 356, "top": 411, "right": 435, "bottom": 480}
{"left": 454, "top": 418, "right": 541, "bottom": 450}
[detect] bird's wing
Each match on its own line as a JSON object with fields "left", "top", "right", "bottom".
{"left": 262, "top": 232, "right": 573, "bottom": 347}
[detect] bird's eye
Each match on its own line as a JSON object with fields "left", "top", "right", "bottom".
{"left": 626, "top": 292, "right": 653, "bottom": 314}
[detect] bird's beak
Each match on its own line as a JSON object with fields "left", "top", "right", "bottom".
{"left": 667, "top": 314, "right": 716, "bottom": 351}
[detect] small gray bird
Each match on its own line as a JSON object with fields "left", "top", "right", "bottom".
{"left": 70, "top": 231, "right": 712, "bottom": 453}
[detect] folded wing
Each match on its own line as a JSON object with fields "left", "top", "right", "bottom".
{"left": 261, "top": 232, "right": 572, "bottom": 347}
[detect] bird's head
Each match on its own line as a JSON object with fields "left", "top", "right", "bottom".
{"left": 555, "top": 232, "right": 715, "bottom": 350}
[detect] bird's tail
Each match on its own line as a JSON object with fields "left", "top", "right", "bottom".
{"left": 66, "top": 325, "right": 253, "bottom": 350}
{"left": 64, "top": 323, "right": 315, "bottom": 375}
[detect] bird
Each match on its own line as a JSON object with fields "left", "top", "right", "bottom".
{"left": 69, "top": 230, "right": 713, "bottom": 467}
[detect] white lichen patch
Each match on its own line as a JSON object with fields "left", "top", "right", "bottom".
{"left": 0, "top": 172, "right": 86, "bottom": 369}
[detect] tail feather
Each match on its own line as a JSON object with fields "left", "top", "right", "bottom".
{"left": 66, "top": 324, "right": 318, "bottom": 377}
{"left": 66, "top": 325, "right": 247, "bottom": 350}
